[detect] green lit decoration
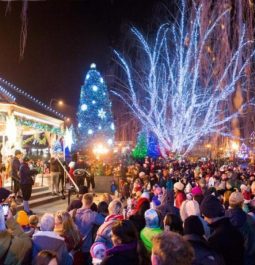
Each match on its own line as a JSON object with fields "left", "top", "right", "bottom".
{"left": 16, "top": 117, "right": 63, "bottom": 134}
{"left": 132, "top": 131, "right": 148, "bottom": 160}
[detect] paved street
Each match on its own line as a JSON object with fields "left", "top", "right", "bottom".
{"left": 30, "top": 193, "right": 103, "bottom": 218}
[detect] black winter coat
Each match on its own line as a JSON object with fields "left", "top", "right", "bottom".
{"left": 208, "top": 217, "right": 244, "bottom": 265}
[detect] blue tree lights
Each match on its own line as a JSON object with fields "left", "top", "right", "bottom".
{"left": 77, "top": 63, "right": 115, "bottom": 149}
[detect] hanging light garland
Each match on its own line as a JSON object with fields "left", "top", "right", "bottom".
{"left": 0, "top": 77, "right": 65, "bottom": 119}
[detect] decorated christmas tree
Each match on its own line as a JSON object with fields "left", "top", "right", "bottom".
{"left": 147, "top": 132, "right": 160, "bottom": 159}
{"left": 77, "top": 63, "right": 115, "bottom": 149}
{"left": 132, "top": 131, "right": 147, "bottom": 160}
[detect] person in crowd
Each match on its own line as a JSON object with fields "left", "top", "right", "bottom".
{"left": 95, "top": 199, "right": 123, "bottom": 249}
{"left": 33, "top": 250, "right": 59, "bottom": 265}
{"left": 29, "top": 214, "right": 40, "bottom": 236}
{"left": 173, "top": 181, "right": 186, "bottom": 208}
{"left": 70, "top": 193, "right": 104, "bottom": 262}
{"left": 163, "top": 213, "right": 183, "bottom": 234}
{"left": 90, "top": 242, "right": 107, "bottom": 265}
{"left": 32, "top": 213, "right": 73, "bottom": 265}
{"left": 97, "top": 201, "right": 109, "bottom": 219}
{"left": 67, "top": 185, "right": 88, "bottom": 211}
{"left": 140, "top": 209, "right": 163, "bottom": 252}
{"left": 129, "top": 197, "right": 150, "bottom": 233}
{"left": 200, "top": 194, "right": 244, "bottom": 265}
{"left": 151, "top": 231, "right": 194, "bottom": 265}
{"left": 100, "top": 193, "right": 112, "bottom": 205}
{"left": 20, "top": 156, "right": 37, "bottom": 215}
{"left": 54, "top": 210, "right": 84, "bottom": 265}
{"left": 11, "top": 150, "right": 22, "bottom": 201}
{"left": 225, "top": 191, "right": 255, "bottom": 265}
{"left": 16, "top": 210, "right": 33, "bottom": 235}
{"left": 183, "top": 215, "right": 224, "bottom": 265}
{"left": 101, "top": 220, "right": 150, "bottom": 265}
{"left": 50, "top": 157, "right": 60, "bottom": 196}
{"left": 0, "top": 205, "right": 32, "bottom": 265}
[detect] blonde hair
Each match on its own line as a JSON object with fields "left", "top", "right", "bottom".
{"left": 82, "top": 193, "right": 93, "bottom": 206}
{"left": 152, "top": 231, "right": 194, "bottom": 265}
{"left": 55, "top": 211, "right": 80, "bottom": 247}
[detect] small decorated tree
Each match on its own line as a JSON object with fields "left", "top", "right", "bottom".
{"left": 132, "top": 131, "right": 147, "bottom": 160}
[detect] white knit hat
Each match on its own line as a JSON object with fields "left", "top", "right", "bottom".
{"left": 174, "top": 181, "right": 184, "bottom": 191}
{"left": 180, "top": 200, "right": 200, "bottom": 221}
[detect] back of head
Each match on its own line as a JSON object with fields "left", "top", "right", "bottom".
{"left": 200, "top": 195, "right": 224, "bottom": 218}
{"left": 34, "top": 250, "right": 58, "bottom": 265}
{"left": 229, "top": 191, "right": 244, "bottom": 208}
{"left": 108, "top": 199, "right": 123, "bottom": 215}
{"left": 82, "top": 193, "right": 94, "bottom": 207}
{"left": 40, "top": 213, "right": 55, "bottom": 231}
{"left": 152, "top": 231, "right": 194, "bottom": 265}
{"left": 144, "top": 209, "right": 160, "bottom": 228}
{"left": 97, "top": 201, "right": 109, "bottom": 215}
{"left": 16, "top": 210, "right": 29, "bottom": 226}
{"left": 111, "top": 220, "right": 138, "bottom": 244}
{"left": 183, "top": 215, "right": 204, "bottom": 237}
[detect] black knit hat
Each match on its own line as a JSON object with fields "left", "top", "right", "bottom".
{"left": 0, "top": 188, "right": 11, "bottom": 203}
{"left": 200, "top": 195, "right": 225, "bottom": 218}
{"left": 183, "top": 215, "right": 204, "bottom": 236}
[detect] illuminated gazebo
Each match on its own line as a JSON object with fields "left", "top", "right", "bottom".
{"left": 0, "top": 77, "right": 65, "bottom": 161}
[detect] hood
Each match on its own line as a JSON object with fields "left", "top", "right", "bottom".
{"left": 225, "top": 207, "right": 247, "bottom": 228}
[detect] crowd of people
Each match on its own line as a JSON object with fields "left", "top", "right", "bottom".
{"left": 0, "top": 153, "right": 255, "bottom": 265}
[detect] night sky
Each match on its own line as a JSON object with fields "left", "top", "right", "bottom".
{"left": 0, "top": 0, "right": 165, "bottom": 120}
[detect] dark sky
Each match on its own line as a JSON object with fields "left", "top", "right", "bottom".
{"left": 0, "top": 0, "right": 162, "bottom": 119}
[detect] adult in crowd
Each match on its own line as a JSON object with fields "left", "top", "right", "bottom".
{"left": 225, "top": 191, "right": 255, "bottom": 265}
{"left": 70, "top": 193, "right": 104, "bottom": 262}
{"left": 95, "top": 199, "right": 123, "bottom": 249}
{"left": 33, "top": 250, "right": 58, "bottom": 265}
{"left": 101, "top": 220, "right": 150, "bottom": 265}
{"left": 54, "top": 210, "right": 84, "bottom": 265}
{"left": 20, "top": 156, "right": 36, "bottom": 215}
{"left": 140, "top": 209, "right": 163, "bottom": 252}
{"left": 11, "top": 150, "right": 22, "bottom": 201}
{"left": 32, "top": 213, "right": 73, "bottom": 265}
{"left": 67, "top": 185, "right": 88, "bottom": 212}
{"left": 183, "top": 215, "right": 224, "bottom": 265}
{"left": 200, "top": 194, "right": 244, "bottom": 265}
{"left": 151, "top": 231, "right": 194, "bottom": 265}
{"left": 0, "top": 205, "right": 32, "bottom": 265}
{"left": 50, "top": 157, "right": 60, "bottom": 195}
{"left": 173, "top": 181, "right": 186, "bottom": 209}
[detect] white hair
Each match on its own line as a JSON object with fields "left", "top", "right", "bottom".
{"left": 108, "top": 199, "right": 123, "bottom": 215}
{"left": 40, "top": 213, "right": 55, "bottom": 231}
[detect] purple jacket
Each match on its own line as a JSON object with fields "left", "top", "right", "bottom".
{"left": 32, "top": 231, "right": 73, "bottom": 265}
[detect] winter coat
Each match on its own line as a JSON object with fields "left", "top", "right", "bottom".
{"left": 95, "top": 214, "right": 123, "bottom": 249}
{"left": 101, "top": 241, "right": 139, "bottom": 265}
{"left": 19, "top": 162, "right": 34, "bottom": 185}
{"left": 175, "top": 190, "right": 186, "bottom": 209}
{"left": 208, "top": 217, "right": 244, "bottom": 265}
{"left": 32, "top": 231, "right": 73, "bottom": 265}
{"left": 0, "top": 218, "right": 32, "bottom": 265}
{"left": 70, "top": 207, "right": 104, "bottom": 252}
{"left": 50, "top": 158, "right": 60, "bottom": 173}
{"left": 140, "top": 227, "right": 163, "bottom": 252}
{"left": 226, "top": 207, "right": 255, "bottom": 265}
{"left": 183, "top": 234, "right": 225, "bottom": 265}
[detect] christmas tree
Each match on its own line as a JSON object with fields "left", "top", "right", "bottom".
{"left": 147, "top": 132, "right": 160, "bottom": 159}
{"left": 132, "top": 131, "right": 147, "bottom": 160}
{"left": 77, "top": 63, "right": 115, "bottom": 149}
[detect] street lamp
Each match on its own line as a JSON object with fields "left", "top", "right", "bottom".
{"left": 49, "top": 98, "right": 64, "bottom": 108}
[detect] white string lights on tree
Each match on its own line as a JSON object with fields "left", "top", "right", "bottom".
{"left": 113, "top": 0, "right": 255, "bottom": 157}
{"left": 0, "top": 77, "right": 65, "bottom": 119}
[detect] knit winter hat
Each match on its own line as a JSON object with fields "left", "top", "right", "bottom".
{"left": 180, "top": 200, "right": 200, "bottom": 222}
{"left": 90, "top": 242, "right": 107, "bottom": 259}
{"left": 229, "top": 191, "right": 244, "bottom": 206}
{"left": 200, "top": 195, "right": 225, "bottom": 218}
{"left": 191, "top": 186, "right": 203, "bottom": 196}
{"left": 174, "top": 181, "right": 184, "bottom": 191}
{"left": 16, "top": 210, "right": 29, "bottom": 226}
{"left": 139, "top": 172, "right": 146, "bottom": 178}
{"left": 240, "top": 184, "right": 248, "bottom": 192}
{"left": 144, "top": 209, "right": 160, "bottom": 228}
{"left": 183, "top": 215, "right": 204, "bottom": 236}
{"left": 141, "top": 192, "right": 150, "bottom": 200}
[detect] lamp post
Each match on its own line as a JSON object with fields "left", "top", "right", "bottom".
{"left": 49, "top": 98, "right": 64, "bottom": 108}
